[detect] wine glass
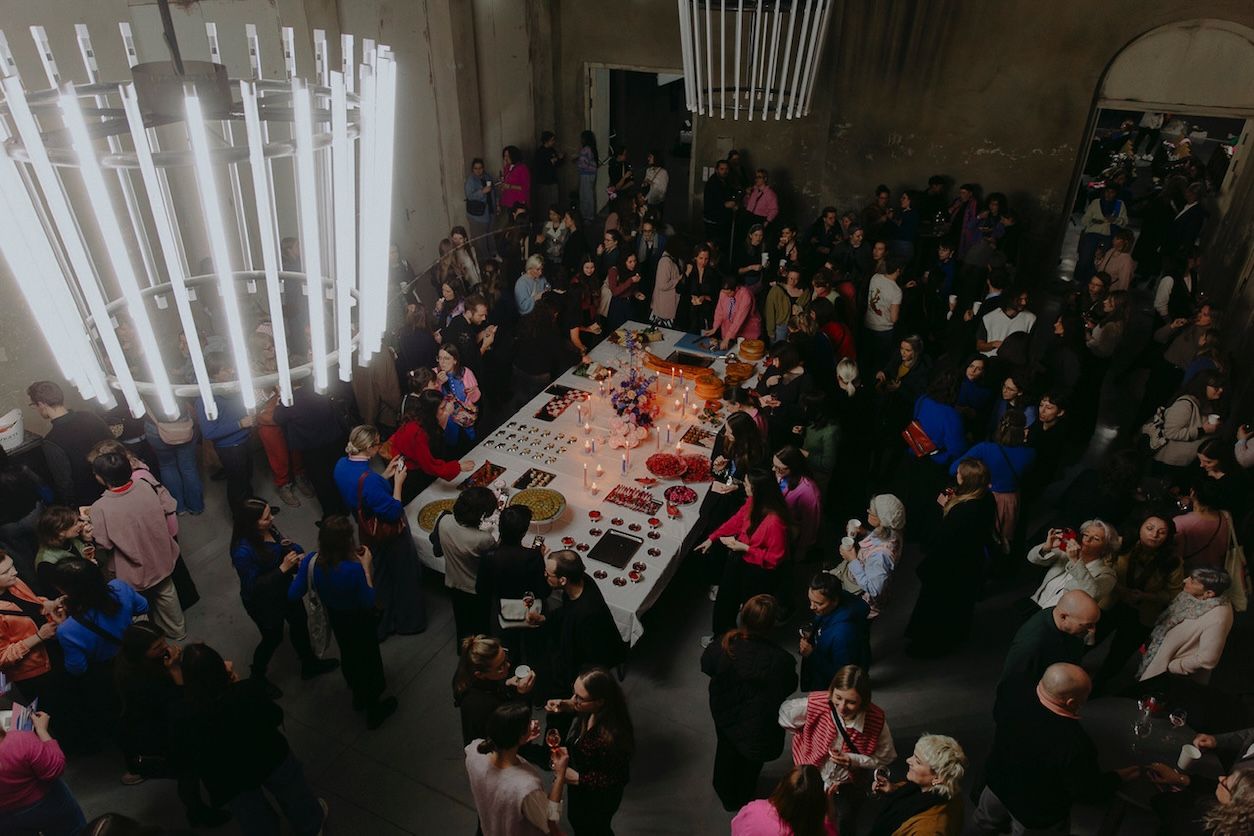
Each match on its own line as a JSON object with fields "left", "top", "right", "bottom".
{"left": 1169, "top": 710, "right": 1188, "bottom": 729}
{"left": 798, "top": 625, "right": 815, "bottom": 643}
{"left": 545, "top": 728, "right": 562, "bottom": 751}
{"left": 1133, "top": 720, "right": 1152, "bottom": 752}
{"left": 523, "top": 591, "right": 536, "bottom": 610}
{"left": 528, "top": 719, "right": 541, "bottom": 739}
{"left": 871, "top": 766, "right": 891, "bottom": 797}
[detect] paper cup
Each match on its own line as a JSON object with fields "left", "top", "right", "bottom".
{"left": 514, "top": 665, "right": 532, "bottom": 680}
{"left": 1177, "top": 744, "right": 1201, "bottom": 770}
{"left": 841, "top": 537, "right": 855, "bottom": 549}
{"left": 846, "top": 519, "right": 861, "bottom": 536}
{"left": 1208, "top": 414, "right": 1221, "bottom": 425}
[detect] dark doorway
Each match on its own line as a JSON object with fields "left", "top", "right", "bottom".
{"left": 608, "top": 69, "right": 691, "bottom": 229}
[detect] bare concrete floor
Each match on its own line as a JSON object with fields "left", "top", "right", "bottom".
{"left": 60, "top": 464, "right": 1247, "bottom": 835}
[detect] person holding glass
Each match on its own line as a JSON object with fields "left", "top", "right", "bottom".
{"left": 867, "top": 734, "right": 967, "bottom": 836}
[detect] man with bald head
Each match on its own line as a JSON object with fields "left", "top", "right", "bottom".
{"left": 995, "top": 589, "right": 1100, "bottom": 718}
{"left": 975, "top": 663, "right": 1138, "bottom": 834}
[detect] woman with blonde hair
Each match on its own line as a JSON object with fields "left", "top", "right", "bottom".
{"left": 452, "top": 635, "right": 536, "bottom": 746}
{"left": 1028, "top": 518, "right": 1121, "bottom": 610}
{"left": 868, "top": 734, "right": 967, "bottom": 835}
{"left": 905, "top": 458, "right": 996, "bottom": 657}
{"left": 332, "top": 425, "right": 426, "bottom": 638}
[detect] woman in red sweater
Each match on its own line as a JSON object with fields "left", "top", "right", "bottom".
{"left": 389, "top": 390, "right": 473, "bottom": 505}
{"left": 696, "top": 467, "right": 791, "bottom": 641}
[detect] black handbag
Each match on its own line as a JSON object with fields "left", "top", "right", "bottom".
{"left": 429, "top": 511, "right": 450, "bottom": 558}
{"left": 170, "top": 555, "right": 200, "bottom": 610}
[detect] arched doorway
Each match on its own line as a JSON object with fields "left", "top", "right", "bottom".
{"left": 1060, "top": 19, "right": 1254, "bottom": 281}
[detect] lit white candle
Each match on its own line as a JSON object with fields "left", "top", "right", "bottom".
{"left": 583, "top": 463, "right": 588, "bottom": 488}
{"left": 591, "top": 481, "right": 598, "bottom": 495}
{"left": 666, "top": 383, "right": 673, "bottom": 395}
{"left": 584, "top": 440, "right": 592, "bottom": 454}
{"left": 595, "top": 464, "right": 604, "bottom": 477}
{"left": 674, "top": 398, "right": 682, "bottom": 414}
{"left": 670, "top": 366, "right": 676, "bottom": 385}
{"left": 666, "top": 424, "right": 673, "bottom": 444}
{"left": 584, "top": 421, "right": 591, "bottom": 435}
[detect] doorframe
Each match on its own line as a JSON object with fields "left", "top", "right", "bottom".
{"left": 584, "top": 62, "right": 693, "bottom": 224}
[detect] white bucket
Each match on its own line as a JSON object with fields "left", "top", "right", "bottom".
{"left": 0, "top": 408, "right": 24, "bottom": 452}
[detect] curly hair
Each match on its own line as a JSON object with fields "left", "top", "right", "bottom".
{"left": 1204, "top": 761, "right": 1254, "bottom": 834}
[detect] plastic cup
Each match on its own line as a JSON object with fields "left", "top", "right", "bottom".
{"left": 1178, "top": 744, "right": 1201, "bottom": 770}
{"left": 841, "top": 536, "right": 855, "bottom": 549}
{"left": 514, "top": 665, "right": 532, "bottom": 680}
{"left": 1208, "top": 414, "right": 1221, "bottom": 425}
{"left": 847, "top": 519, "right": 861, "bottom": 537}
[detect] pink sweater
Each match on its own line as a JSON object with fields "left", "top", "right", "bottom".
{"left": 731, "top": 799, "right": 836, "bottom": 836}
{"left": 90, "top": 480, "right": 180, "bottom": 592}
{"left": 712, "top": 287, "right": 763, "bottom": 342}
{"left": 709, "top": 502, "right": 788, "bottom": 569}
{"left": 0, "top": 732, "right": 65, "bottom": 812}
{"left": 783, "top": 477, "right": 822, "bottom": 555}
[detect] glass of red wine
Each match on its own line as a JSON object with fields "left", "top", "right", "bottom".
{"left": 545, "top": 728, "right": 562, "bottom": 751}
{"left": 523, "top": 591, "right": 536, "bottom": 610}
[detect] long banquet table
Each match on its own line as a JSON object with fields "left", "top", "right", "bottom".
{"left": 406, "top": 323, "right": 759, "bottom": 644}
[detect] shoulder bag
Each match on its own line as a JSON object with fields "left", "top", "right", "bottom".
{"left": 901, "top": 400, "right": 938, "bottom": 458}
{"left": 355, "top": 472, "right": 406, "bottom": 546}
{"left": 302, "top": 553, "right": 332, "bottom": 658}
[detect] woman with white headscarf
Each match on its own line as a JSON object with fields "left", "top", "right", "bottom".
{"left": 831, "top": 494, "right": 906, "bottom": 613}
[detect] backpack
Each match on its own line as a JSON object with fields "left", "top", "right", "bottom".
{"left": 302, "top": 553, "right": 333, "bottom": 658}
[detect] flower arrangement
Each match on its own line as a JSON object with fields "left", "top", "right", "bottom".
{"left": 608, "top": 367, "right": 660, "bottom": 448}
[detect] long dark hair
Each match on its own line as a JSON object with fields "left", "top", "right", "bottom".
{"left": 55, "top": 557, "right": 121, "bottom": 619}
{"left": 579, "top": 130, "right": 599, "bottom": 165}
{"left": 745, "top": 466, "right": 789, "bottom": 535}
{"left": 1179, "top": 369, "right": 1227, "bottom": 412}
{"left": 774, "top": 445, "right": 814, "bottom": 489}
{"left": 115, "top": 623, "right": 172, "bottom": 706}
{"left": 317, "top": 515, "right": 358, "bottom": 570}
{"left": 1121, "top": 508, "right": 1179, "bottom": 585}
{"left": 770, "top": 765, "right": 829, "bottom": 836}
{"left": 478, "top": 703, "right": 531, "bottom": 754}
{"left": 401, "top": 388, "right": 445, "bottom": 443}
{"left": 230, "top": 498, "right": 276, "bottom": 555}
{"left": 517, "top": 297, "right": 560, "bottom": 342}
{"left": 180, "top": 643, "right": 233, "bottom": 707}
{"left": 719, "top": 593, "right": 778, "bottom": 657}
{"left": 723, "top": 411, "right": 765, "bottom": 475}
{"left": 575, "top": 668, "right": 635, "bottom": 756}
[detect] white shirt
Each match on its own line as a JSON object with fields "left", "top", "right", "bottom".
{"left": 864, "top": 274, "right": 902, "bottom": 332}
{"left": 979, "top": 308, "right": 1037, "bottom": 356}
{"left": 778, "top": 698, "right": 897, "bottom": 788}
{"left": 643, "top": 165, "right": 669, "bottom": 205}
{"left": 1028, "top": 545, "right": 1117, "bottom": 609}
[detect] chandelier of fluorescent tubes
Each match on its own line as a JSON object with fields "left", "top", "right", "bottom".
{"left": 676, "top": 0, "right": 834, "bottom": 120}
{"left": 0, "top": 20, "right": 397, "bottom": 420}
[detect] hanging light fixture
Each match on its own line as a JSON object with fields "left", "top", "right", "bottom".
{"left": 0, "top": 8, "right": 397, "bottom": 420}
{"left": 676, "top": 0, "right": 834, "bottom": 120}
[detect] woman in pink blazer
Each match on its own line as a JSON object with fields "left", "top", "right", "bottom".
{"left": 703, "top": 274, "right": 763, "bottom": 350}
{"left": 1137, "top": 566, "right": 1234, "bottom": 683}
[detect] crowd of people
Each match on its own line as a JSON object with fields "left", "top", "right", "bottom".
{"left": 0, "top": 123, "right": 1251, "bottom": 836}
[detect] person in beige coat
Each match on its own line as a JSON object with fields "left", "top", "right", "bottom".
{"left": 1137, "top": 566, "right": 1234, "bottom": 682}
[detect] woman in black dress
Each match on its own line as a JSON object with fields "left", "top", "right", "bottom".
{"left": 905, "top": 458, "right": 996, "bottom": 657}
{"left": 452, "top": 634, "right": 537, "bottom": 746}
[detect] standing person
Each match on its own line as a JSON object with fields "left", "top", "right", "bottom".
{"left": 868, "top": 735, "right": 967, "bottom": 836}
{"left": 703, "top": 274, "right": 763, "bottom": 351}
{"left": 52, "top": 557, "right": 148, "bottom": 749}
{"left": 173, "top": 643, "right": 327, "bottom": 835}
{"left": 974, "top": 664, "right": 1137, "bottom": 835}
{"left": 780, "top": 665, "right": 896, "bottom": 835}
{"left": 743, "top": 170, "right": 780, "bottom": 228}
{"left": 1076, "top": 185, "right": 1128, "bottom": 283}
{"left": 26, "top": 381, "right": 113, "bottom": 508}
{"left": 798, "top": 573, "right": 871, "bottom": 691}
{"left": 229, "top": 499, "right": 338, "bottom": 695}
{"left": 641, "top": 151, "right": 669, "bottom": 220}
{"left": 0, "top": 550, "right": 61, "bottom": 709}
{"left": 288, "top": 516, "right": 399, "bottom": 729}
{"left": 437, "top": 487, "right": 498, "bottom": 644}
{"left": 390, "top": 390, "right": 475, "bottom": 504}
{"left": 436, "top": 343, "right": 482, "bottom": 456}
{"left": 545, "top": 668, "right": 635, "bottom": 835}
{"left": 863, "top": 259, "right": 904, "bottom": 375}
{"left": 703, "top": 160, "right": 737, "bottom": 248}
{"left": 958, "top": 410, "right": 1036, "bottom": 556}
{"left": 533, "top": 131, "right": 565, "bottom": 214}
{"left": 995, "top": 590, "right": 1100, "bottom": 713}
{"left": 87, "top": 452, "right": 185, "bottom": 641}
{"left": 905, "top": 459, "right": 996, "bottom": 657}
{"left": 831, "top": 495, "right": 905, "bottom": 612}
{"left": 1094, "top": 229, "right": 1136, "bottom": 292}
{"left": 1027, "top": 520, "right": 1121, "bottom": 610}
{"left": 272, "top": 378, "right": 349, "bottom": 518}
{"left": 477, "top": 506, "right": 548, "bottom": 664}
{"left": 334, "top": 425, "right": 427, "bottom": 638}
{"left": 499, "top": 146, "right": 531, "bottom": 214}
{"left": 251, "top": 333, "right": 307, "bottom": 510}
{"left": 684, "top": 244, "right": 721, "bottom": 333}
{"left": 452, "top": 635, "right": 537, "bottom": 746}
{"left": 701, "top": 594, "right": 798, "bottom": 811}
{"left": 0, "top": 710, "right": 86, "bottom": 836}
{"left": 695, "top": 468, "right": 791, "bottom": 640}
{"left": 1136, "top": 566, "right": 1234, "bottom": 684}
{"left": 194, "top": 354, "right": 256, "bottom": 511}
{"left": 143, "top": 400, "right": 204, "bottom": 517}
{"left": 649, "top": 239, "right": 683, "bottom": 328}
{"left": 536, "top": 550, "right": 627, "bottom": 700}
{"left": 731, "top": 765, "right": 836, "bottom": 836}
{"left": 577, "top": 131, "right": 600, "bottom": 225}
{"left": 773, "top": 447, "right": 822, "bottom": 561}
{"left": 465, "top": 703, "right": 568, "bottom": 836}
{"left": 515, "top": 255, "right": 551, "bottom": 317}
{"left": 466, "top": 158, "right": 497, "bottom": 259}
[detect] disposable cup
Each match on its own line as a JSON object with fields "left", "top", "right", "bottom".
{"left": 847, "top": 519, "right": 861, "bottom": 536}
{"left": 514, "top": 665, "right": 533, "bottom": 680}
{"left": 1177, "top": 744, "right": 1201, "bottom": 770}
{"left": 841, "top": 537, "right": 855, "bottom": 549}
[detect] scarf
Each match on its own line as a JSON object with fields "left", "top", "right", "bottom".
{"left": 1138, "top": 591, "right": 1223, "bottom": 676}
{"left": 791, "top": 691, "right": 885, "bottom": 769}
{"left": 867, "top": 782, "right": 947, "bottom": 836}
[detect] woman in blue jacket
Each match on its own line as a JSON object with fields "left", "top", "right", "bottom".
{"left": 900, "top": 368, "right": 968, "bottom": 539}
{"left": 230, "top": 499, "right": 339, "bottom": 694}
{"left": 953, "top": 409, "right": 1036, "bottom": 557}
{"left": 333, "top": 426, "right": 426, "bottom": 639}
{"left": 289, "top": 516, "right": 398, "bottom": 730}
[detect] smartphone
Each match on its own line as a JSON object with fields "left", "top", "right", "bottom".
{"left": 532, "top": 535, "right": 545, "bottom": 548}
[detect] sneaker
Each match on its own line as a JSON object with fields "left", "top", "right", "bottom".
{"left": 301, "top": 658, "right": 340, "bottom": 680}
{"left": 708, "top": 585, "right": 719, "bottom": 602}
{"left": 366, "top": 696, "right": 399, "bottom": 729}
{"left": 295, "top": 474, "right": 316, "bottom": 498}
{"left": 699, "top": 635, "right": 714, "bottom": 648}
{"left": 277, "top": 484, "right": 301, "bottom": 507}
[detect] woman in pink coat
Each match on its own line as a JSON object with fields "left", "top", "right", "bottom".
{"left": 499, "top": 146, "right": 531, "bottom": 213}
{"left": 732, "top": 765, "right": 836, "bottom": 836}
{"left": 703, "top": 274, "right": 762, "bottom": 351}
{"left": 1137, "top": 566, "right": 1234, "bottom": 683}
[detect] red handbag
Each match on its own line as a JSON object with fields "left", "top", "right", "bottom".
{"left": 355, "top": 472, "right": 406, "bottom": 545}
{"left": 901, "top": 420, "right": 938, "bottom": 458}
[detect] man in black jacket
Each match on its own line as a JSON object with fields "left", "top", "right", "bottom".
{"left": 27, "top": 380, "right": 113, "bottom": 507}
{"left": 537, "top": 549, "right": 626, "bottom": 700}
{"left": 995, "top": 590, "right": 1099, "bottom": 718}
{"left": 975, "top": 663, "right": 1138, "bottom": 834}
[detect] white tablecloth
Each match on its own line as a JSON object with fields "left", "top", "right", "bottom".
{"left": 406, "top": 323, "right": 754, "bottom": 644}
